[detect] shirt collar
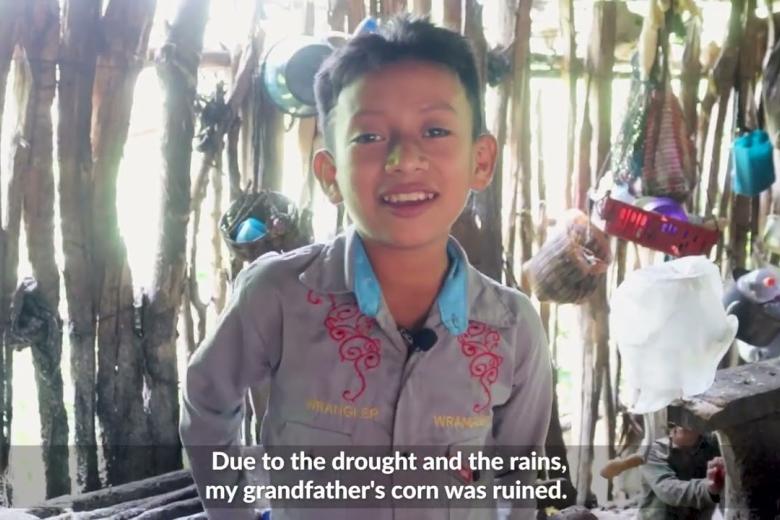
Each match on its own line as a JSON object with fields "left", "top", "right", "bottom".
{"left": 299, "top": 226, "right": 513, "bottom": 333}
{"left": 349, "top": 230, "right": 468, "bottom": 335}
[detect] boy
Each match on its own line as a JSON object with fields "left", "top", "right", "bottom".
{"left": 180, "top": 15, "right": 552, "bottom": 520}
{"left": 639, "top": 424, "right": 725, "bottom": 520}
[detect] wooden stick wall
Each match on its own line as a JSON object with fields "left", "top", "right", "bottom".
{"left": 0, "top": 0, "right": 776, "bottom": 509}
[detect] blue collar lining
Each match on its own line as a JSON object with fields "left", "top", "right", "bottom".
{"left": 351, "top": 235, "right": 468, "bottom": 336}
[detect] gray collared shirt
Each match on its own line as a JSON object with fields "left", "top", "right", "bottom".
{"left": 180, "top": 228, "right": 553, "bottom": 520}
{"left": 639, "top": 435, "right": 720, "bottom": 520}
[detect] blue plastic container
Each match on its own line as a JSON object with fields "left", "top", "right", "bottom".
{"left": 732, "top": 129, "right": 776, "bottom": 196}
{"left": 236, "top": 217, "right": 268, "bottom": 243}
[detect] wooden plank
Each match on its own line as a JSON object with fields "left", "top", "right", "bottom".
{"left": 76, "top": 485, "right": 198, "bottom": 519}
{"left": 669, "top": 358, "right": 780, "bottom": 518}
{"left": 130, "top": 496, "right": 202, "bottom": 519}
{"left": 26, "top": 470, "right": 193, "bottom": 516}
{"left": 668, "top": 358, "right": 780, "bottom": 431}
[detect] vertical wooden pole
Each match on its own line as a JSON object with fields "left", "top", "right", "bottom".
{"left": 211, "top": 147, "right": 227, "bottom": 315}
{"left": 328, "top": 0, "right": 348, "bottom": 33}
{"left": 412, "top": 0, "right": 432, "bottom": 16}
{"left": 347, "top": 0, "right": 366, "bottom": 32}
{"left": 381, "top": 0, "right": 407, "bottom": 17}
{"left": 146, "top": 0, "right": 211, "bottom": 476}
{"left": 91, "top": 0, "right": 157, "bottom": 485}
{"left": 681, "top": 16, "right": 702, "bottom": 213}
{"left": 535, "top": 91, "right": 548, "bottom": 335}
{"left": 297, "top": 0, "right": 318, "bottom": 217}
{"left": 450, "top": 0, "right": 503, "bottom": 282}
{"left": 536, "top": 89, "right": 575, "bottom": 508}
{"left": 257, "top": 96, "right": 285, "bottom": 191}
{"left": 576, "top": 1, "right": 615, "bottom": 506}
{"left": 58, "top": 0, "right": 101, "bottom": 492}
{"left": 0, "top": 0, "right": 22, "bottom": 499}
{"left": 508, "top": 0, "right": 533, "bottom": 291}
{"left": 695, "top": 89, "right": 717, "bottom": 215}
{"left": 442, "top": 0, "right": 461, "bottom": 32}
{"left": 706, "top": 0, "right": 741, "bottom": 221}
{"left": 730, "top": 1, "right": 760, "bottom": 270}
{"left": 712, "top": 1, "right": 744, "bottom": 270}
{"left": 14, "top": 0, "right": 70, "bottom": 498}
{"left": 681, "top": 17, "right": 702, "bottom": 149}
{"left": 560, "top": 0, "right": 577, "bottom": 210}
{"left": 239, "top": 0, "right": 263, "bottom": 190}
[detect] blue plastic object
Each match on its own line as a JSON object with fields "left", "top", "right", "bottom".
{"left": 354, "top": 16, "right": 378, "bottom": 35}
{"left": 732, "top": 129, "right": 776, "bottom": 196}
{"left": 236, "top": 217, "right": 267, "bottom": 243}
{"left": 260, "top": 510, "right": 271, "bottom": 520}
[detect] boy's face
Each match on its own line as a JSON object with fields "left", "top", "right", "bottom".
{"left": 314, "top": 59, "right": 497, "bottom": 250}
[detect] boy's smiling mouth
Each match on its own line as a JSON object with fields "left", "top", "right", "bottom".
{"left": 378, "top": 186, "right": 439, "bottom": 217}
{"left": 381, "top": 191, "right": 437, "bottom": 204}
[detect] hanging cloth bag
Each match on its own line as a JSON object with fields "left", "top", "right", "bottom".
{"left": 611, "top": 6, "right": 696, "bottom": 202}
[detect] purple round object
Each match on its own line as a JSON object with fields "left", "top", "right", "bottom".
{"left": 640, "top": 197, "right": 688, "bottom": 222}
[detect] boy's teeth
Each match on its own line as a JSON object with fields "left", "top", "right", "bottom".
{"left": 382, "top": 192, "right": 435, "bottom": 203}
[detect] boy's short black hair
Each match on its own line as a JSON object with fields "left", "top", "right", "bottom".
{"left": 314, "top": 15, "right": 484, "bottom": 149}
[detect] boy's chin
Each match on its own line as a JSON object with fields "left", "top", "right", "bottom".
{"left": 362, "top": 227, "right": 450, "bottom": 250}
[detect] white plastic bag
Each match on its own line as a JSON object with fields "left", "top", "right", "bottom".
{"left": 610, "top": 256, "right": 738, "bottom": 413}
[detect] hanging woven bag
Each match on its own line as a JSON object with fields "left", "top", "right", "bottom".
{"left": 524, "top": 210, "right": 613, "bottom": 304}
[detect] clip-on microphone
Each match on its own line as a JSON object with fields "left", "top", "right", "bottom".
{"left": 398, "top": 327, "right": 438, "bottom": 355}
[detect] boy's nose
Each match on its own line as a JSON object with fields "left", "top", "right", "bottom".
{"left": 384, "top": 140, "right": 428, "bottom": 174}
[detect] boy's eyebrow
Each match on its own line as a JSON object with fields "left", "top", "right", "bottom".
{"left": 350, "top": 102, "right": 457, "bottom": 120}
{"left": 419, "top": 101, "right": 457, "bottom": 113}
{"left": 351, "top": 108, "right": 385, "bottom": 119}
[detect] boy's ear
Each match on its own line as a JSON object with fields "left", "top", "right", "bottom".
{"left": 313, "top": 149, "right": 343, "bottom": 204}
{"left": 470, "top": 134, "right": 498, "bottom": 191}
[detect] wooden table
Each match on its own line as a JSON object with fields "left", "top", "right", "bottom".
{"left": 668, "top": 358, "right": 780, "bottom": 519}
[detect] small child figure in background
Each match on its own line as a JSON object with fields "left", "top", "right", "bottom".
{"left": 639, "top": 423, "right": 725, "bottom": 520}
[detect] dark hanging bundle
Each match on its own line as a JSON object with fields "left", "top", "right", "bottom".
{"left": 7, "top": 278, "right": 60, "bottom": 352}
{"left": 195, "top": 81, "right": 229, "bottom": 155}
{"left": 610, "top": 8, "right": 696, "bottom": 202}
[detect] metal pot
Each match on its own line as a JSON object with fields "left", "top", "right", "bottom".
{"left": 261, "top": 36, "right": 336, "bottom": 117}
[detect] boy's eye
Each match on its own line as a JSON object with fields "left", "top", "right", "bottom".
{"left": 424, "top": 127, "right": 451, "bottom": 138}
{"left": 352, "top": 133, "right": 383, "bottom": 144}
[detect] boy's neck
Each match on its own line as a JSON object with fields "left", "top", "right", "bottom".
{"left": 360, "top": 235, "right": 450, "bottom": 330}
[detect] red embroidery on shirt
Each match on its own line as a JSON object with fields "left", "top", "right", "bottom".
{"left": 458, "top": 321, "right": 503, "bottom": 413}
{"left": 307, "top": 290, "right": 381, "bottom": 402}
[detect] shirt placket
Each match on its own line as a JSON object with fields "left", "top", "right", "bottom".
{"left": 374, "top": 309, "right": 446, "bottom": 519}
